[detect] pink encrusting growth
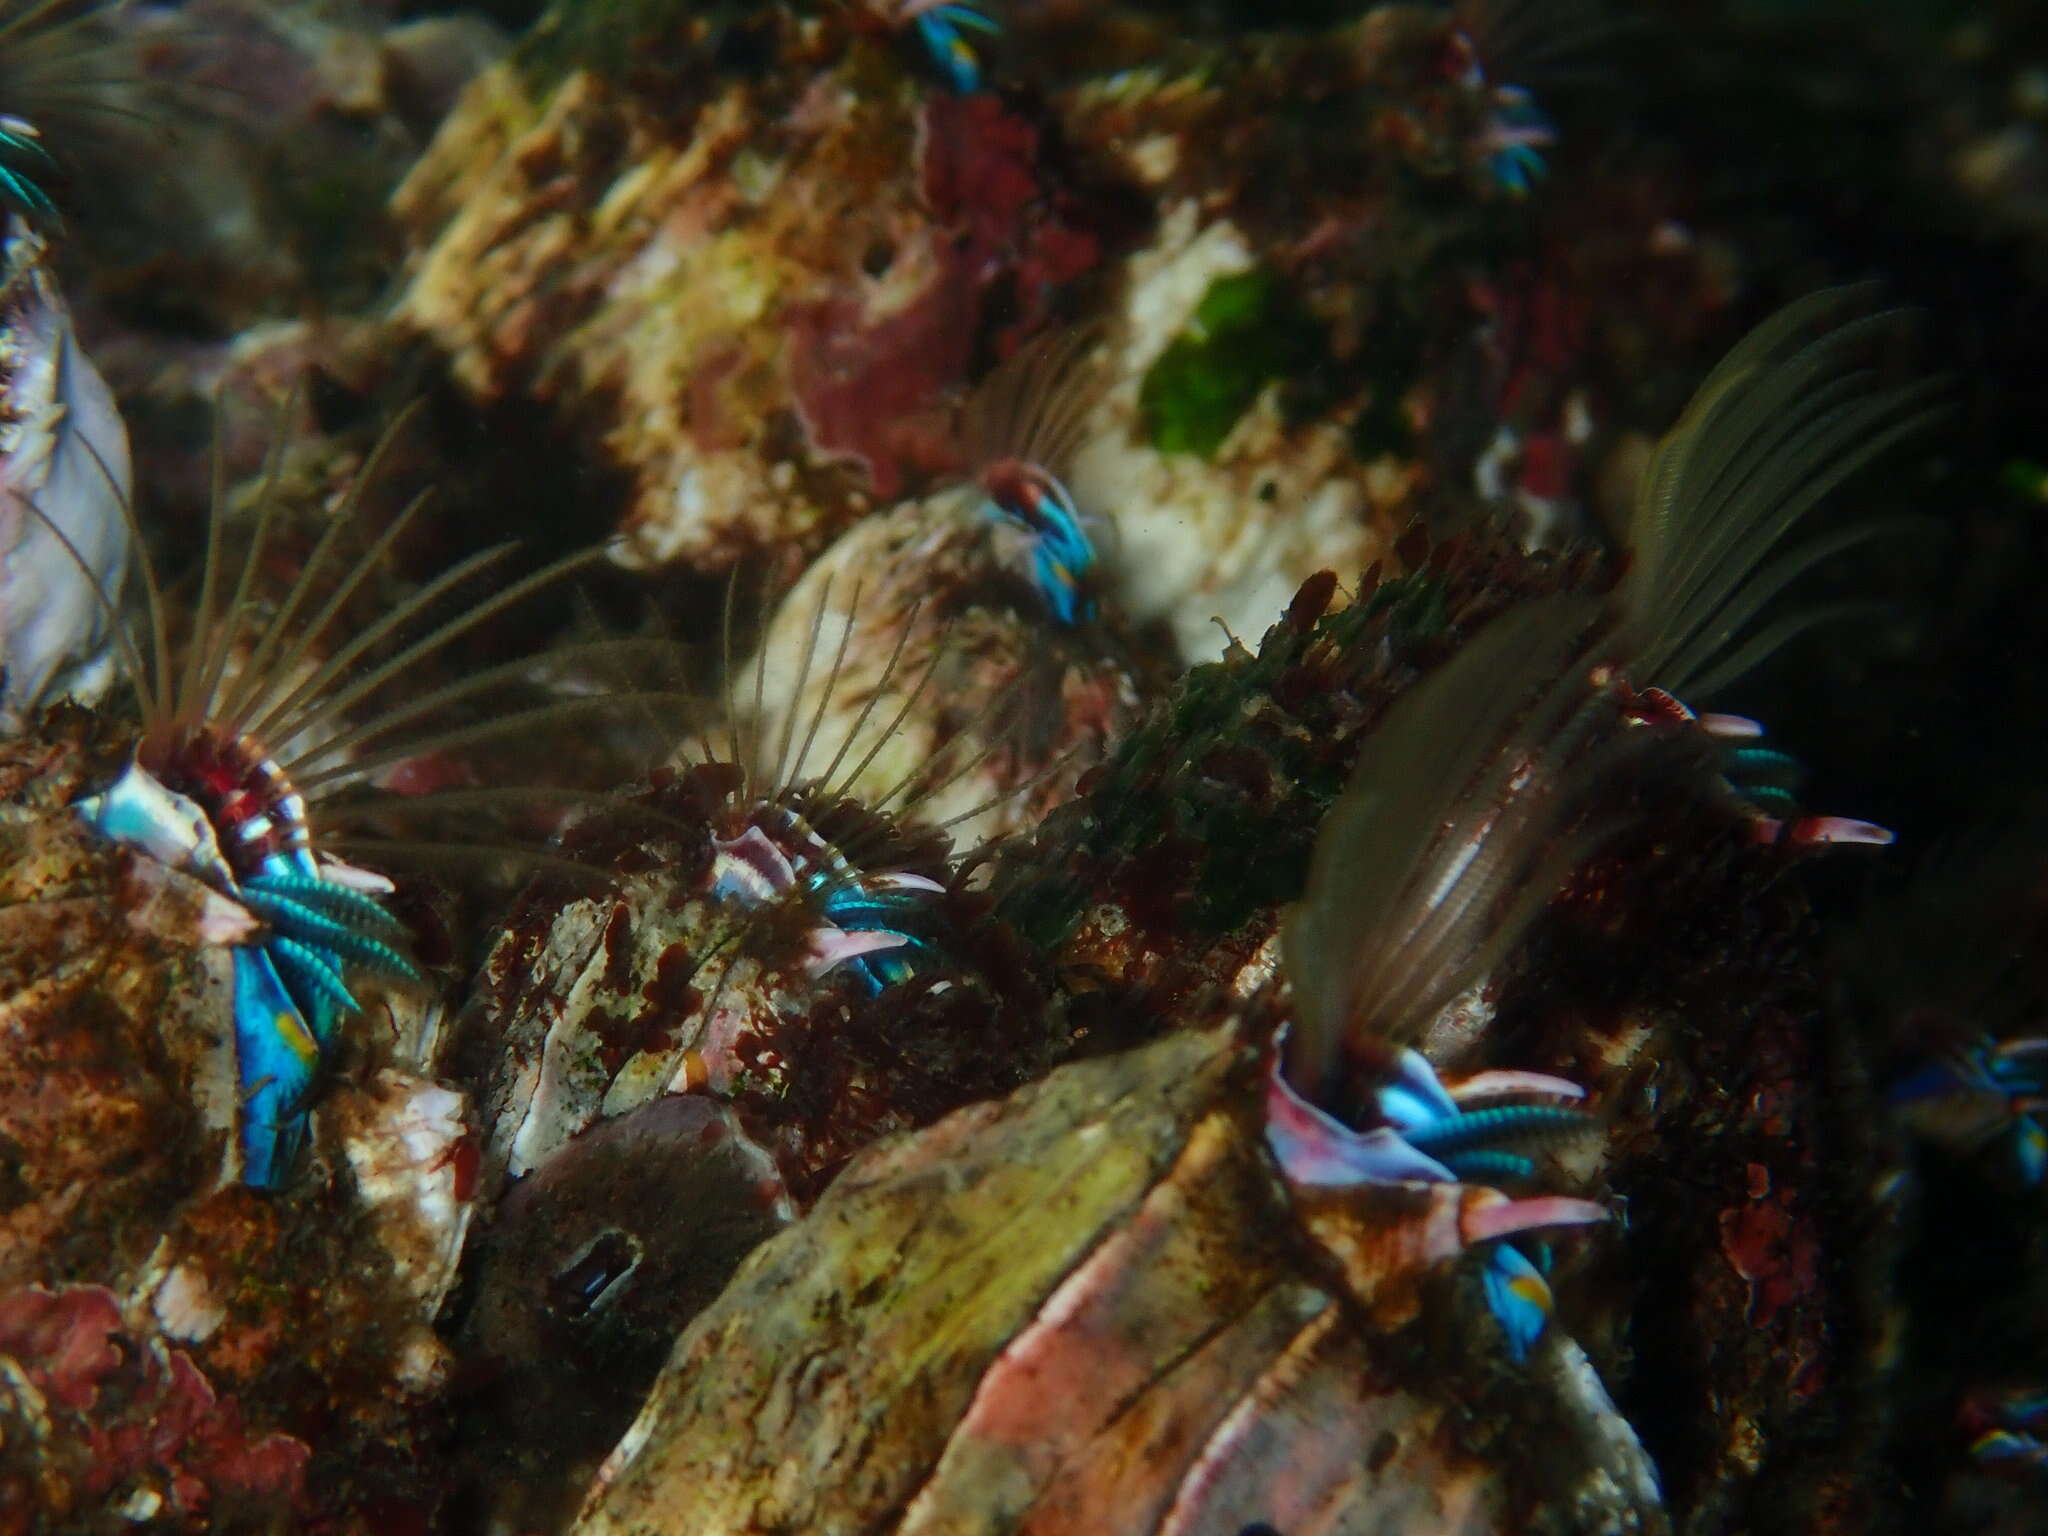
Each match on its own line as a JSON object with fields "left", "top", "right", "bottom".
{"left": 0, "top": 1284, "right": 311, "bottom": 1519}
{"left": 787, "top": 94, "right": 1103, "bottom": 499}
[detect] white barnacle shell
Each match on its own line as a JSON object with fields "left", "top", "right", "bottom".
{"left": 328, "top": 1070, "right": 477, "bottom": 1320}
{"left": 0, "top": 215, "right": 133, "bottom": 729}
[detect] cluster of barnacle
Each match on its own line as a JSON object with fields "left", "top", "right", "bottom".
{"left": 0, "top": 5, "right": 1997, "bottom": 1535}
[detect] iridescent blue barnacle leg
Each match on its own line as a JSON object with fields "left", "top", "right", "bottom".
{"left": 75, "top": 763, "right": 331, "bottom": 1186}
{"left": 234, "top": 853, "right": 422, "bottom": 1179}
{"left": 1375, "top": 1047, "right": 1592, "bottom": 1184}
{"left": 908, "top": 2, "right": 1000, "bottom": 93}
{"left": 230, "top": 946, "right": 323, "bottom": 1190}
{"left": 73, "top": 762, "right": 418, "bottom": 1188}
{"left": 240, "top": 868, "right": 421, "bottom": 1005}
{"left": 1967, "top": 1389, "right": 2048, "bottom": 1481}
{"left": 815, "top": 872, "right": 945, "bottom": 993}
{"left": 981, "top": 467, "right": 1099, "bottom": 626}
{"left": 1265, "top": 1037, "right": 1603, "bottom": 1361}
{"left": 0, "top": 115, "right": 59, "bottom": 226}
{"left": 1478, "top": 85, "right": 1554, "bottom": 197}
{"left": 711, "top": 820, "right": 945, "bottom": 996}
{"left": 1893, "top": 1036, "right": 2048, "bottom": 1185}
{"left": 1618, "top": 686, "right": 1894, "bottom": 848}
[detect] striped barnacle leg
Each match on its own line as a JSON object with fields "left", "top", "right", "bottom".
{"left": 238, "top": 870, "right": 411, "bottom": 936}
{"left": 1398, "top": 1101, "right": 1594, "bottom": 1181}
{"left": 1449, "top": 1149, "right": 1546, "bottom": 1184}
{"left": 811, "top": 868, "right": 947, "bottom": 992}
{"left": 234, "top": 882, "right": 422, "bottom": 984}
{"left": 1614, "top": 677, "right": 1895, "bottom": 845}
{"left": 266, "top": 934, "right": 364, "bottom": 1028}
{"left": 0, "top": 115, "right": 54, "bottom": 223}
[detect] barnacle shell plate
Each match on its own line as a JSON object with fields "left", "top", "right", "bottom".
{"left": 0, "top": 221, "right": 133, "bottom": 728}
{"left": 574, "top": 1024, "right": 1664, "bottom": 1534}
{"left": 739, "top": 487, "right": 1141, "bottom": 847}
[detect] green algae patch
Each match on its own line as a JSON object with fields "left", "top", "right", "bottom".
{"left": 1139, "top": 268, "right": 1326, "bottom": 458}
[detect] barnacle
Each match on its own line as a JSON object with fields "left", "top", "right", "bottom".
{"left": 1270, "top": 594, "right": 1644, "bottom": 1360}
{"left": 56, "top": 401, "right": 676, "bottom": 1187}
{"left": 0, "top": 214, "right": 128, "bottom": 727}
{"left": 691, "top": 584, "right": 963, "bottom": 997}
{"left": 736, "top": 436, "right": 1145, "bottom": 849}
{"left": 0, "top": 0, "right": 2016, "bottom": 1523}
{"left": 455, "top": 1094, "right": 793, "bottom": 1527}
{"left": 1589, "top": 285, "right": 1949, "bottom": 848}
{"left": 571, "top": 1021, "right": 1667, "bottom": 1532}
{"left": 963, "top": 328, "right": 1109, "bottom": 628}
{"left": 466, "top": 571, "right": 1069, "bottom": 1204}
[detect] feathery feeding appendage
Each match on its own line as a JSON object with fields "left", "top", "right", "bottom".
{"left": 50, "top": 397, "right": 675, "bottom": 1189}
{"left": 471, "top": 575, "right": 1069, "bottom": 1207}
{"left": 1599, "top": 286, "right": 1946, "bottom": 851}
{"left": 1262, "top": 593, "right": 1640, "bottom": 1362}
